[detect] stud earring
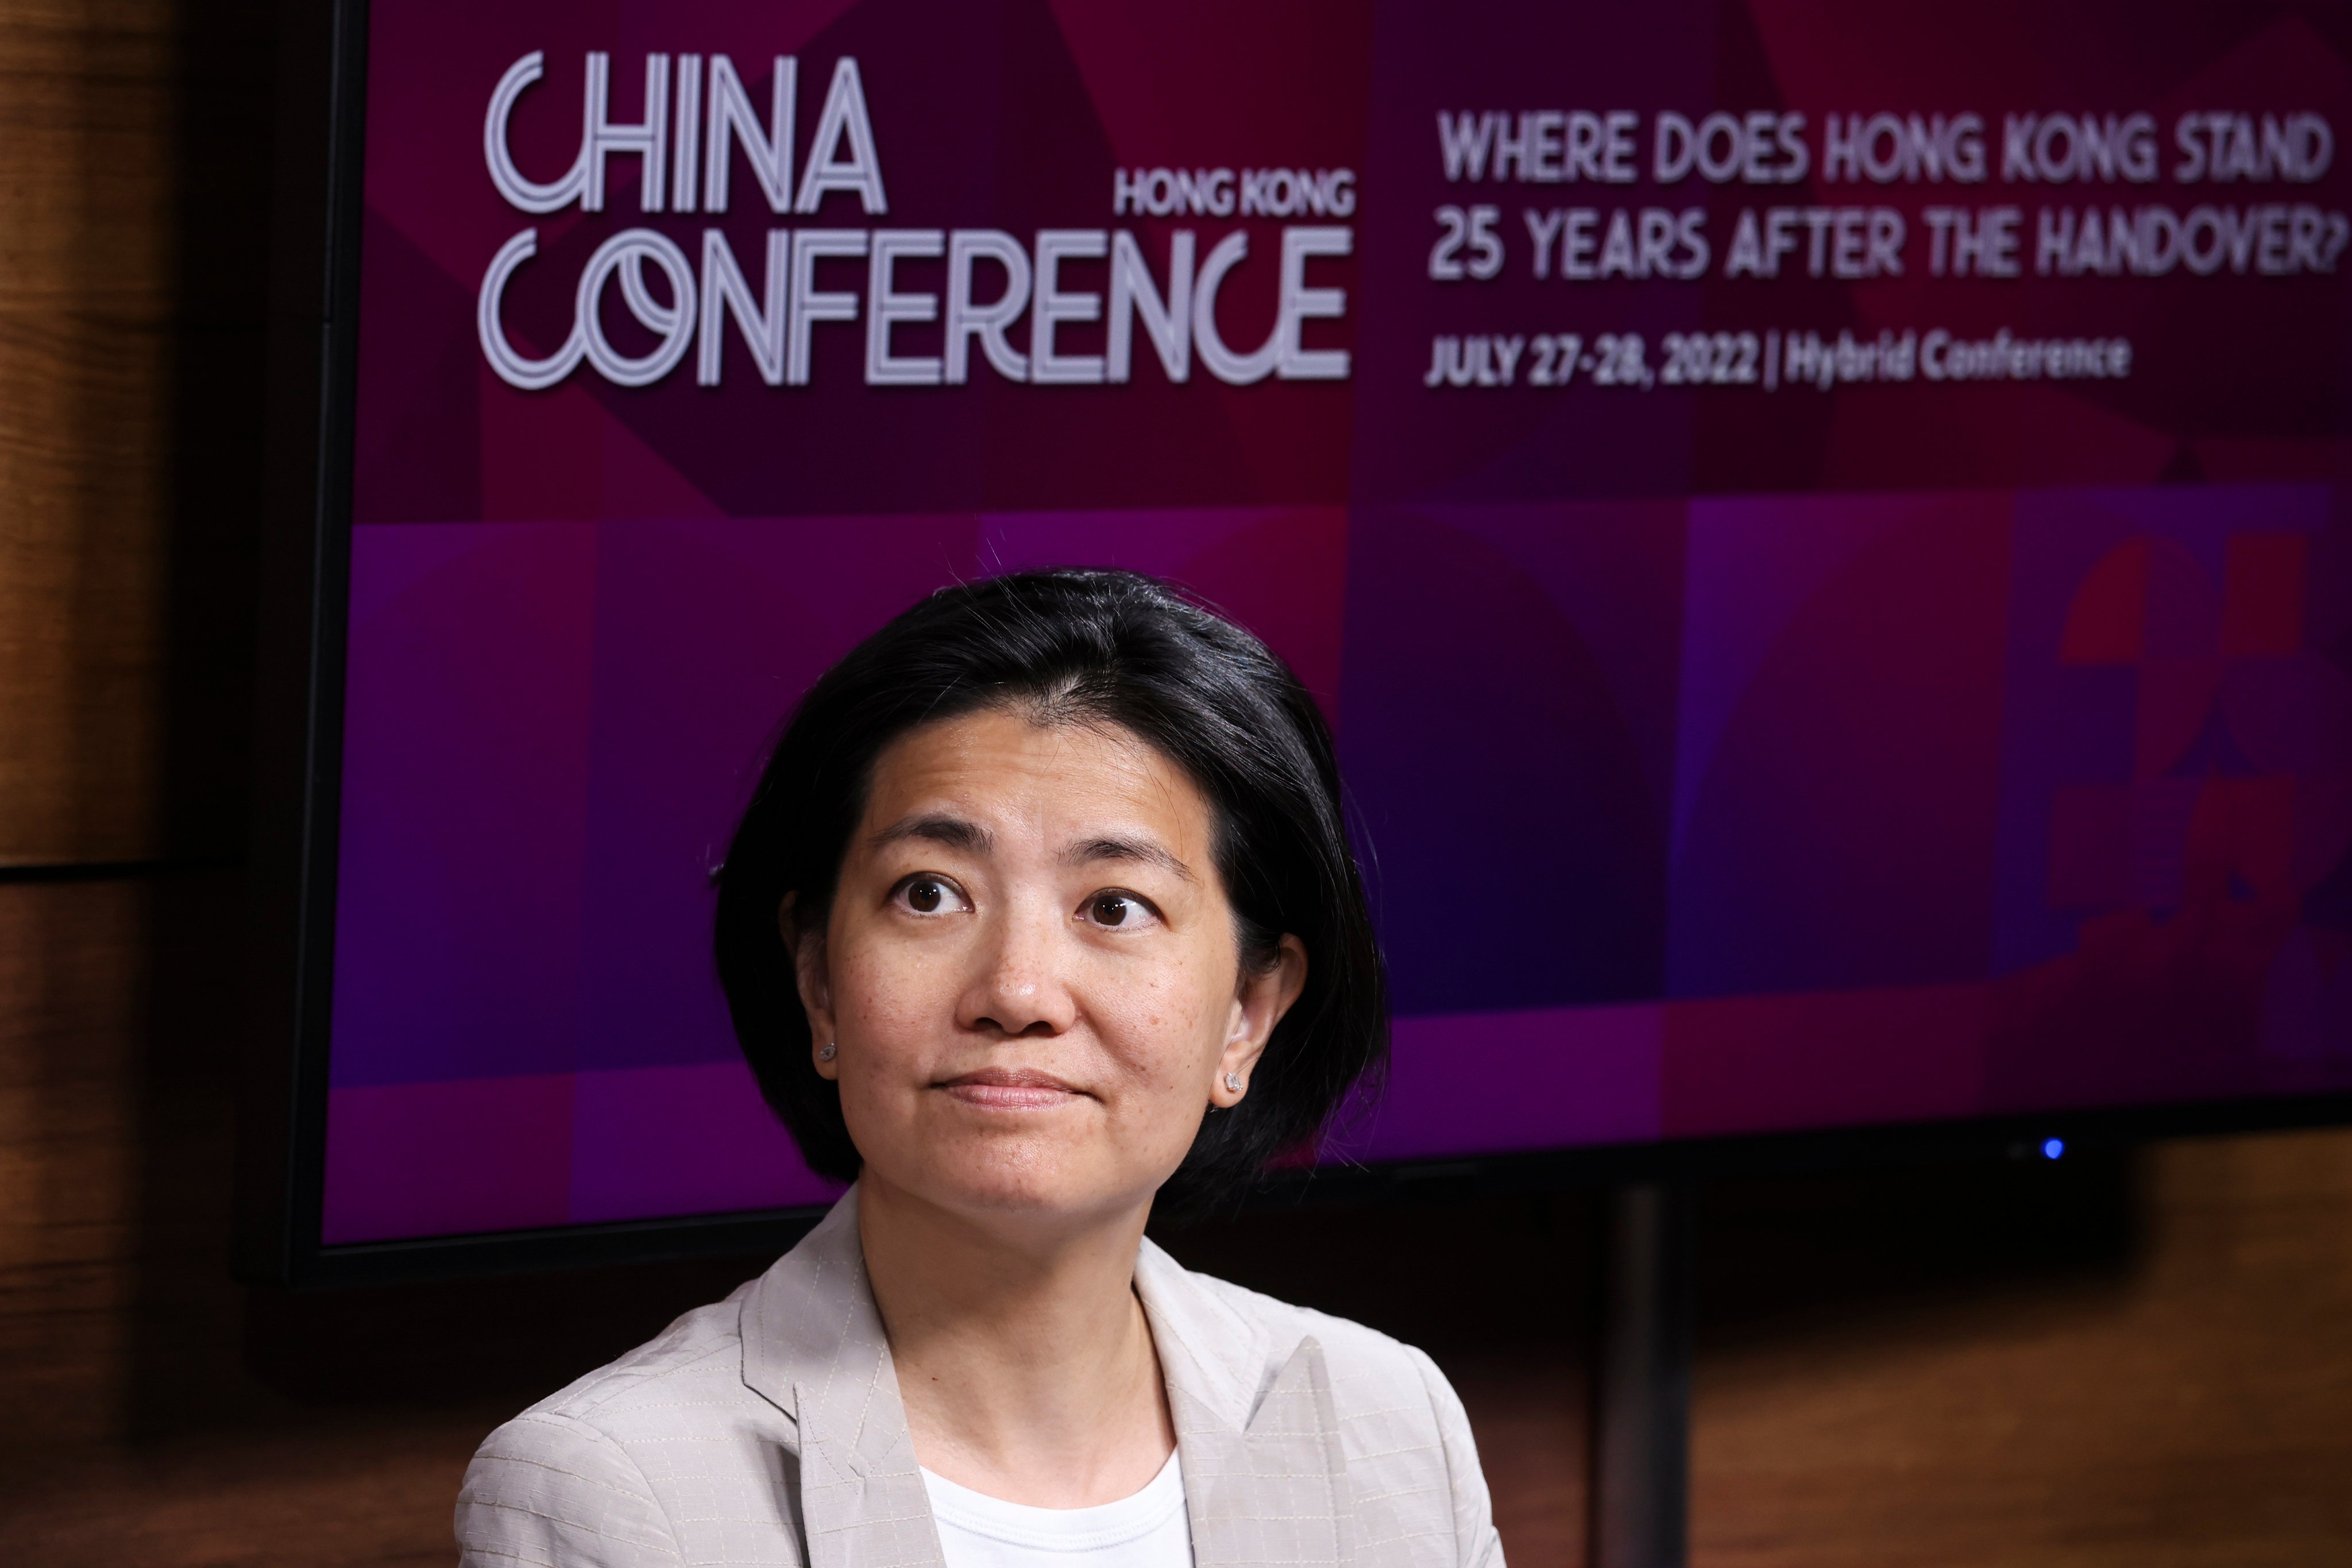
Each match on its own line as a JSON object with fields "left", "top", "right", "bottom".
{"left": 818, "top": 1042, "right": 838, "bottom": 1061}
{"left": 1224, "top": 1071, "right": 1244, "bottom": 1092}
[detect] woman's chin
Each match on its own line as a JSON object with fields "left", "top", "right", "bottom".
{"left": 881, "top": 1142, "right": 1167, "bottom": 1225}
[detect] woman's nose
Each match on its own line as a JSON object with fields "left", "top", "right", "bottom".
{"left": 960, "top": 898, "right": 1078, "bottom": 1038}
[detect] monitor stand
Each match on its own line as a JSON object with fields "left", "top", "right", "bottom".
{"left": 1590, "top": 1181, "right": 1694, "bottom": 1568}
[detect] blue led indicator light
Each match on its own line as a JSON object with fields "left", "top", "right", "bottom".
{"left": 2042, "top": 1137, "right": 2065, "bottom": 1160}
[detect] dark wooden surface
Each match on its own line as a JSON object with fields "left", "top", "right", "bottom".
{"left": 2, "top": 1, "right": 2350, "bottom": 1562}
{"left": 0, "top": 0, "right": 268, "bottom": 867}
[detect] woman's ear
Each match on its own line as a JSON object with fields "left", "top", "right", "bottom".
{"left": 1211, "top": 934, "right": 1308, "bottom": 1109}
{"left": 781, "top": 894, "right": 840, "bottom": 1080}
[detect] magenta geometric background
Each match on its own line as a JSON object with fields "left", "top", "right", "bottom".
{"left": 323, "top": 0, "right": 2352, "bottom": 1242}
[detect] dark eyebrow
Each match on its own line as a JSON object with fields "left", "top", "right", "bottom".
{"left": 869, "top": 814, "right": 994, "bottom": 855}
{"left": 1065, "top": 835, "right": 1195, "bottom": 882}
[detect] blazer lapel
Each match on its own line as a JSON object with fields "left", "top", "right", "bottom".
{"left": 1137, "top": 1241, "right": 1353, "bottom": 1568}
{"left": 741, "top": 1190, "right": 945, "bottom": 1568}
{"left": 741, "top": 1214, "right": 1352, "bottom": 1568}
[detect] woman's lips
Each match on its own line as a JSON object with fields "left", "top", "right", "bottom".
{"left": 936, "top": 1067, "right": 1086, "bottom": 1110}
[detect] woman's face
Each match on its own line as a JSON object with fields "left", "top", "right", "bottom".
{"left": 791, "top": 708, "right": 1305, "bottom": 1231}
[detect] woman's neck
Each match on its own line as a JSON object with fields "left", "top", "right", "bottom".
{"left": 856, "top": 1173, "right": 1176, "bottom": 1509}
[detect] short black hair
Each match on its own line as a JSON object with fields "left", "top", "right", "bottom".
{"left": 714, "top": 568, "right": 1386, "bottom": 1212}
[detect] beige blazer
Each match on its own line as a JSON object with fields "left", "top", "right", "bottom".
{"left": 457, "top": 1190, "right": 1506, "bottom": 1568}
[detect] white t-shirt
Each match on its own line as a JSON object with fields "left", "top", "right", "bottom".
{"left": 921, "top": 1453, "right": 1192, "bottom": 1568}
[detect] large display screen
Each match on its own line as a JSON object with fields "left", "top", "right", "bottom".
{"left": 315, "top": 0, "right": 2352, "bottom": 1248}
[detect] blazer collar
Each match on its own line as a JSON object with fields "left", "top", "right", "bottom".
{"left": 740, "top": 1191, "right": 1350, "bottom": 1568}
{"left": 740, "top": 1188, "right": 878, "bottom": 1438}
{"left": 1131, "top": 1237, "right": 1272, "bottom": 1434}
{"left": 1137, "top": 1238, "right": 1352, "bottom": 1568}
{"left": 741, "top": 1189, "right": 942, "bottom": 1568}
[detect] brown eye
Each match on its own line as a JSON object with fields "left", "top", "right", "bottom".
{"left": 891, "top": 875, "right": 970, "bottom": 916}
{"left": 1090, "top": 894, "right": 1133, "bottom": 926}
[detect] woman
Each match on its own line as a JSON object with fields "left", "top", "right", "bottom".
{"left": 457, "top": 570, "right": 1503, "bottom": 1568}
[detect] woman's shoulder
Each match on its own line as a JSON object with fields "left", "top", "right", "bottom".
{"left": 491, "top": 1285, "right": 783, "bottom": 1439}
{"left": 457, "top": 1284, "right": 804, "bottom": 1567}
{"left": 1140, "top": 1245, "right": 1465, "bottom": 1425}
{"left": 1147, "top": 1252, "right": 1501, "bottom": 1568}
{"left": 1184, "top": 1265, "right": 1438, "bottom": 1369}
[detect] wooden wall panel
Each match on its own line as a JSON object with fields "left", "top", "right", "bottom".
{"left": 0, "top": 876, "right": 148, "bottom": 1445}
{"left": 1686, "top": 1140, "right": 2352, "bottom": 1567}
{"left": 0, "top": 0, "right": 267, "bottom": 867}
{"left": 0, "top": 3, "right": 176, "bottom": 864}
